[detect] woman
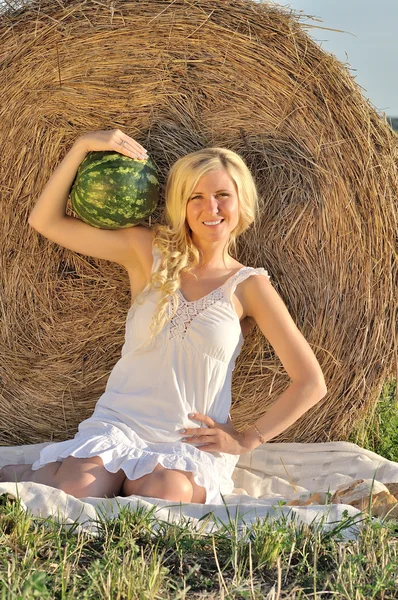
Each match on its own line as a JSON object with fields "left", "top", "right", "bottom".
{"left": 0, "top": 129, "right": 327, "bottom": 504}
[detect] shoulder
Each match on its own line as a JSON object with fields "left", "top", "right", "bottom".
{"left": 240, "top": 267, "right": 273, "bottom": 321}
{"left": 240, "top": 266, "right": 271, "bottom": 286}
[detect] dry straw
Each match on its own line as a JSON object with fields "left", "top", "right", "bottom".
{"left": 0, "top": 0, "right": 397, "bottom": 446}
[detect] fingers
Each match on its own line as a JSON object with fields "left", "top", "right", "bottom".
{"left": 181, "top": 422, "right": 214, "bottom": 435}
{"left": 189, "top": 413, "right": 215, "bottom": 426}
{"left": 181, "top": 427, "right": 209, "bottom": 436}
{"left": 79, "top": 128, "right": 148, "bottom": 160}
{"left": 112, "top": 130, "right": 147, "bottom": 160}
{"left": 182, "top": 435, "right": 214, "bottom": 447}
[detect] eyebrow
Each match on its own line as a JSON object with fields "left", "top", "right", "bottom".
{"left": 190, "top": 189, "right": 231, "bottom": 195}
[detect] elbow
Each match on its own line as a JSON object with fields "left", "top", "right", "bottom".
{"left": 28, "top": 217, "right": 42, "bottom": 232}
{"left": 305, "top": 380, "right": 327, "bottom": 410}
{"left": 312, "top": 379, "right": 327, "bottom": 399}
{"left": 293, "top": 377, "right": 327, "bottom": 400}
{"left": 307, "top": 374, "right": 327, "bottom": 395}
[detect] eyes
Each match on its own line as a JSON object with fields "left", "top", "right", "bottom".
{"left": 190, "top": 193, "right": 230, "bottom": 201}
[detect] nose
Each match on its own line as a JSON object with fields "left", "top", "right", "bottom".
{"left": 204, "top": 195, "right": 220, "bottom": 215}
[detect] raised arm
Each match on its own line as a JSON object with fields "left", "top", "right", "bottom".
{"left": 28, "top": 129, "right": 149, "bottom": 267}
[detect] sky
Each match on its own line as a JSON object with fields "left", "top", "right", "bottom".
{"left": 1, "top": 0, "right": 396, "bottom": 116}
{"left": 267, "top": 0, "right": 397, "bottom": 117}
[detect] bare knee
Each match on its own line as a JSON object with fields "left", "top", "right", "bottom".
{"left": 123, "top": 468, "right": 193, "bottom": 502}
{"left": 159, "top": 471, "right": 193, "bottom": 502}
{"left": 55, "top": 473, "right": 124, "bottom": 499}
{"left": 142, "top": 470, "right": 193, "bottom": 502}
{"left": 53, "top": 456, "right": 125, "bottom": 499}
{"left": 56, "top": 475, "right": 100, "bottom": 498}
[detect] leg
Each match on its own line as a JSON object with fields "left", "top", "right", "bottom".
{"left": 50, "top": 455, "right": 127, "bottom": 498}
{"left": 185, "top": 469, "right": 207, "bottom": 503}
{"left": 1, "top": 464, "right": 42, "bottom": 482}
{"left": 0, "top": 456, "right": 126, "bottom": 499}
{"left": 121, "top": 463, "right": 207, "bottom": 504}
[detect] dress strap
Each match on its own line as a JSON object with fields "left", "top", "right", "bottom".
{"left": 223, "top": 267, "right": 271, "bottom": 304}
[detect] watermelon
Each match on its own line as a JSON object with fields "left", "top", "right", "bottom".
{"left": 70, "top": 150, "right": 159, "bottom": 229}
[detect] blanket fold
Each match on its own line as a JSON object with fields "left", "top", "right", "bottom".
{"left": 1, "top": 441, "right": 397, "bottom": 541}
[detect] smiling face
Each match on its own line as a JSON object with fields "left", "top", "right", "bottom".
{"left": 185, "top": 169, "right": 240, "bottom": 247}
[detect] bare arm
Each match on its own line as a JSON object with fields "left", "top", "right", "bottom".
{"left": 240, "top": 274, "right": 327, "bottom": 451}
{"left": 28, "top": 140, "right": 89, "bottom": 228}
{"left": 29, "top": 129, "right": 147, "bottom": 229}
{"left": 28, "top": 130, "right": 150, "bottom": 266}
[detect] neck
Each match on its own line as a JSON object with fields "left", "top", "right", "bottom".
{"left": 190, "top": 234, "right": 231, "bottom": 270}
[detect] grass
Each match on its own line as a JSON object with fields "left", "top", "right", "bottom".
{"left": 348, "top": 377, "right": 398, "bottom": 463}
{"left": 1, "top": 495, "right": 397, "bottom": 599}
{"left": 0, "top": 378, "right": 397, "bottom": 599}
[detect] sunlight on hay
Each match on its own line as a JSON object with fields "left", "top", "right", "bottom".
{"left": 0, "top": 0, "right": 397, "bottom": 445}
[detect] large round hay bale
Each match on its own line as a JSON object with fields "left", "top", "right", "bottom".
{"left": 0, "top": 0, "right": 396, "bottom": 446}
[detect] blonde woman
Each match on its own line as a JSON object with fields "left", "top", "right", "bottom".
{"left": 0, "top": 129, "right": 327, "bottom": 504}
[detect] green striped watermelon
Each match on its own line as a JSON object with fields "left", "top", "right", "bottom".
{"left": 70, "top": 151, "right": 159, "bottom": 229}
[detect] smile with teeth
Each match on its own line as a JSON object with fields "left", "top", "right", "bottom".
{"left": 203, "top": 219, "right": 224, "bottom": 226}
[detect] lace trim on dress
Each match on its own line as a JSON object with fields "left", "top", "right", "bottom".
{"left": 169, "top": 288, "right": 225, "bottom": 340}
{"left": 168, "top": 267, "right": 257, "bottom": 341}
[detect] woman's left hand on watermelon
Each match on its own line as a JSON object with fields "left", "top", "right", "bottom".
{"left": 179, "top": 413, "right": 247, "bottom": 455}
{"left": 77, "top": 128, "right": 148, "bottom": 160}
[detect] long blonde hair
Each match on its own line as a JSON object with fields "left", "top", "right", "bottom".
{"left": 132, "top": 147, "right": 260, "bottom": 351}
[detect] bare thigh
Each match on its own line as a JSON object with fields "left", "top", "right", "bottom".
{"left": 122, "top": 463, "right": 207, "bottom": 503}
{"left": 51, "top": 455, "right": 126, "bottom": 499}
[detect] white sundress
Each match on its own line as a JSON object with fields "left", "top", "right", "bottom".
{"left": 32, "top": 243, "right": 270, "bottom": 504}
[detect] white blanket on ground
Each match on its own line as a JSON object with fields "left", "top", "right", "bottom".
{"left": 1, "top": 441, "right": 397, "bottom": 541}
